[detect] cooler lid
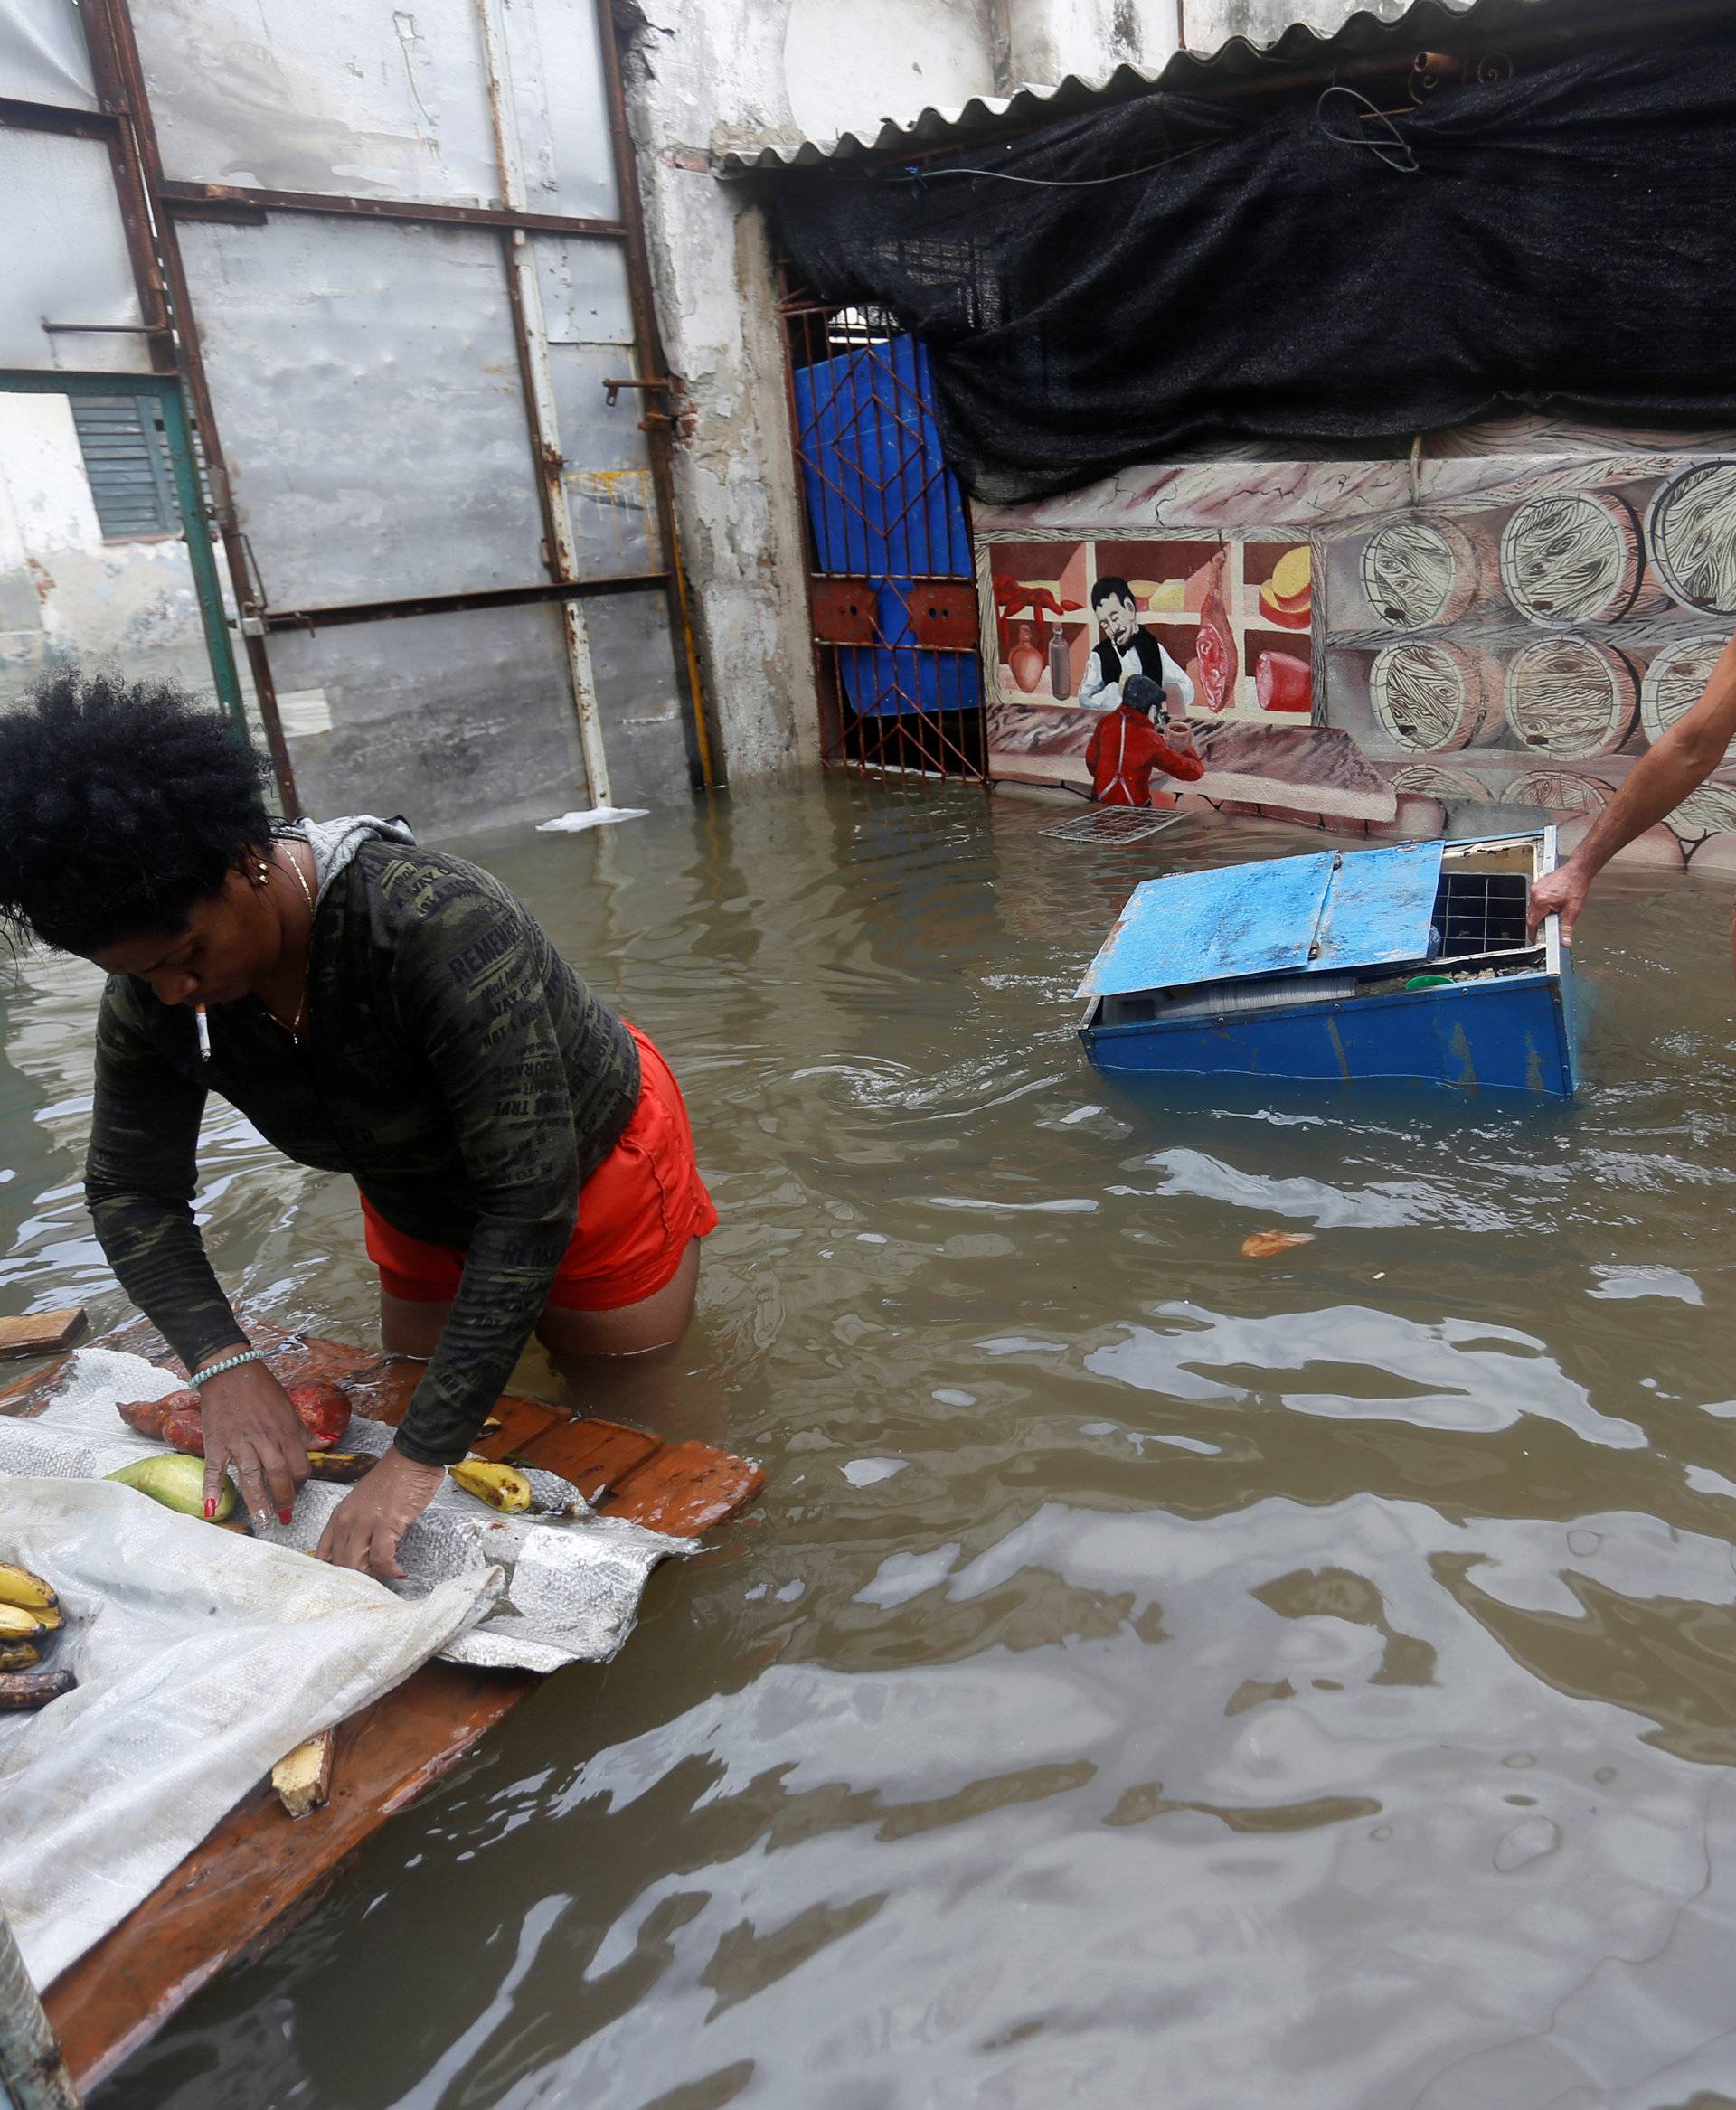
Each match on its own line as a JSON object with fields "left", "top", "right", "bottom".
{"left": 1077, "top": 840, "right": 1446, "bottom": 998}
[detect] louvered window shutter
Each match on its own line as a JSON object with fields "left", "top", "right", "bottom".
{"left": 69, "top": 393, "right": 182, "bottom": 541}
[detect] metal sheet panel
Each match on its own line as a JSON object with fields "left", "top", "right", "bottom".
{"left": 0, "top": 0, "right": 97, "bottom": 109}
{"left": 0, "top": 131, "right": 151, "bottom": 373}
{"left": 265, "top": 602, "right": 585, "bottom": 834}
{"left": 533, "top": 235, "right": 632, "bottom": 344}
{"left": 546, "top": 345, "right": 661, "bottom": 576}
{"left": 501, "top": 0, "right": 619, "bottom": 220}
{"left": 1080, "top": 854, "right": 1335, "bottom": 999}
{"left": 533, "top": 240, "right": 658, "bottom": 577}
{"left": 717, "top": 0, "right": 1574, "bottom": 168}
{"left": 1310, "top": 841, "right": 1445, "bottom": 971}
{"left": 175, "top": 215, "right": 545, "bottom": 606}
{"left": 581, "top": 589, "right": 693, "bottom": 808}
{"left": 131, "top": 0, "right": 501, "bottom": 203}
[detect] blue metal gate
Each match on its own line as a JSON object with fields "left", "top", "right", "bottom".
{"left": 784, "top": 304, "right": 983, "bottom": 778}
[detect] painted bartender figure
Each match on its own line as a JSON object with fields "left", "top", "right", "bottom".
{"left": 1079, "top": 575, "right": 1204, "bottom": 806}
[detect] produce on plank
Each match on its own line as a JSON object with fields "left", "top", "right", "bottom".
{"left": 118, "top": 1391, "right": 183, "bottom": 1440}
{"left": 162, "top": 1401, "right": 205, "bottom": 1454}
{"left": 448, "top": 1459, "right": 533, "bottom": 1514}
{"left": 289, "top": 1383, "right": 352, "bottom": 1450}
{"left": 0, "top": 1667, "right": 76, "bottom": 1710}
{"left": 119, "top": 1379, "right": 353, "bottom": 1457}
{"left": 0, "top": 1560, "right": 59, "bottom": 1617}
{"left": 305, "top": 1451, "right": 371, "bottom": 1483}
{"left": 0, "top": 1601, "right": 56, "bottom": 1646}
{"left": 107, "top": 1452, "right": 236, "bottom": 1521}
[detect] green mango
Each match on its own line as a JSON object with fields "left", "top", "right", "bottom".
{"left": 106, "top": 1452, "right": 236, "bottom": 1521}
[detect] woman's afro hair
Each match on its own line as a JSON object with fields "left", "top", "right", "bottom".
{"left": 0, "top": 668, "right": 272, "bottom": 956}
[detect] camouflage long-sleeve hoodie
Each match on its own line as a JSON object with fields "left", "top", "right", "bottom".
{"left": 83, "top": 821, "right": 639, "bottom": 1465}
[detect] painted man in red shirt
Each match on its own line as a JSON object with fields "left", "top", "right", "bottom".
{"left": 1085, "top": 674, "right": 1206, "bottom": 807}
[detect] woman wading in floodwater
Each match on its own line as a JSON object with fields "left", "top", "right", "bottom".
{"left": 0, "top": 673, "right": 716, "bottom": 1576}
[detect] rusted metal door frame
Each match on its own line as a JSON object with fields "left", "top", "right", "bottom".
{"left": 73, "top": 0, "right": 718, "bottom": 815}
{"left": 76, "top": 0, "right": 301, "bottom": 807}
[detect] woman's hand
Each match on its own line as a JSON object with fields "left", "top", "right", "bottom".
{"left": 316, "top": 1447, "right": 446, "bottom": 1581}
{"left": 197, "top": 1357, "right": 312, "bottom": 1527}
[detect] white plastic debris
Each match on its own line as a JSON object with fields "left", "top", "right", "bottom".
{"left": 536, "top": 805, "right": 650, "bottom": 833}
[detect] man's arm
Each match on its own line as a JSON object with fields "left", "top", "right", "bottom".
{"left": 1144, "top": 721, "right": 1206, "bottom": 785}
{"left": 1077, "top": 649, "right": 1115, "bottom": 710}
{"left": 1528, "top": 635, "right": 1736, "bottom": 941}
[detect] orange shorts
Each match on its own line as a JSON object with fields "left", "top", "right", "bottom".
{"left": 360, "top": 1026, "right": 718, "bottom": 1312}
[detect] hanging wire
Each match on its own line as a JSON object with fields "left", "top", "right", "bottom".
{"left": 1314, "top": 83, "right": 1420, "bottom": 173}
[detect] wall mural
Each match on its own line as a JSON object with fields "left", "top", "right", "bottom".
{"left": 975, "top": 440, "right": 1736, "bottom": 865}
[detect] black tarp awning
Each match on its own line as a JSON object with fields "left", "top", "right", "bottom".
{"left": 766, "top": 8, "right": 1736, "bottom": 501}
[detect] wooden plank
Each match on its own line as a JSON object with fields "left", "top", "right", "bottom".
{"left": 43, "top": 1662, "right": 536, "bottom": 2096}
{"left": 514, "top": 1417, "right": 661, "bottom": 1501}
{"left": 606, "top": 1442, "right": 767, "bottom": 1538}
{"left": 468, "top": 1396, "right": 565, "bottom": 1462}
{"left": 0, "top": 1309, "right": 86, "bottom": 1361}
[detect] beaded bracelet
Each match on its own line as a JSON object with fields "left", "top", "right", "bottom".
{"left": 190, "top": 1348, "right": 267, "bottom": 1388}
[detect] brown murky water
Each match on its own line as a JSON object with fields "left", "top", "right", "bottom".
{"left": 8, "top": 777, "right": 1736, "bottom": 2107}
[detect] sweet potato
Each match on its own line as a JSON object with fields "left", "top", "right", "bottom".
{"left": 117, "top": 1391, "right": 181, "bottom": 1441}
{"left": 287, "top": 1381, "right": 351, "bottom": 1450}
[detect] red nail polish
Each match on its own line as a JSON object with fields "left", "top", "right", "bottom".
{"left": 203, "top": 1499, "right": 215, "bottom": 1521}
{"left": 278, "top": 1509, "right": 293, "bottom": 1524}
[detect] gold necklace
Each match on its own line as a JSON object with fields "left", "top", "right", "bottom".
{"left": 261, "top": 841, "right": 317, "bottom": 1041}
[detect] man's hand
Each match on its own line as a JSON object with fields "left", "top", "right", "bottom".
{"left": 197, "top": 1357, "right": 312, "bottom": 1526}
{"left": 316, "top": 1447, "right": 446, "bottom": 1581}
{"left": 1526, "top": 862, "right": 1590, "bottom": 945}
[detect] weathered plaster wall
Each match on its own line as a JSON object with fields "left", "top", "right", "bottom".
{"left": 0, "top": 393, "right": 218, "bottom": 710}
{"left": 620, "top": 1, "right": 825, "bottom": 784}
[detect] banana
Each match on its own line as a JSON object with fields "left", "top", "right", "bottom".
{"left": 106, "top": 1452, "right": 237, "bottom": 1521}
{"left": 0, "top": 1561, "right": 59, "bottom": 1617}
{"left": 305, "top": 1452, "right": 371, "bottom": 1484}
{"left": 0, "top": 1667, "right": 76, "bottom": 1710}
{"left": 0, "top": 1602, "right": 52, "bottom": 1645}
{"left": 0, "top": 1641, "right": 42, "bottom": 1672}
{"left": 448, "top": 1458, "right": 533, "bottom": 1514}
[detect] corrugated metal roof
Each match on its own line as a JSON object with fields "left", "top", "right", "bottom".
{"left": 715, "top": 0, "right": 1641, "bottom": 172}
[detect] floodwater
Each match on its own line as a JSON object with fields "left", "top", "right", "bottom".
{"left": 6, "top": 777, "right": 1736, "bottom": 2108}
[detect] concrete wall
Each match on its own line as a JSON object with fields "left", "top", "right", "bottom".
{"left": 0, "top": 393, "right": 220, "bottom": 711}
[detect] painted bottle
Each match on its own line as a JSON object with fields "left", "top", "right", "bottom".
{"left": 1048, "top": 626, "right": 1071, "bottom": 700}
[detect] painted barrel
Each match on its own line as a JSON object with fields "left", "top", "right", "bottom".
{"left": 1504, "top": 768, "right": 1611, "bottom": 816}
{"left": 1498, "top": 491, "right": 1648, "bottom": 627}
{"left": 1391, "top": 762, "right": 1494, "bottom": 804}
{"left": 1647, "top": 464, "right": 1736, "bottom": 615}
{"left": 1360, "top": 517, "right": 1482, "bottom": 629}
{"left": 1669, "top": 779, "right": 1736, "bottom": 836}
{"left": 1503, "top": 636, "right": 1639, "bottom": 758}
{"left": 1639, "top": 633, "right": 1732, "bottom": 758}
{"left": 1369, "top": 640, "right": 1505, "bottom": 751}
